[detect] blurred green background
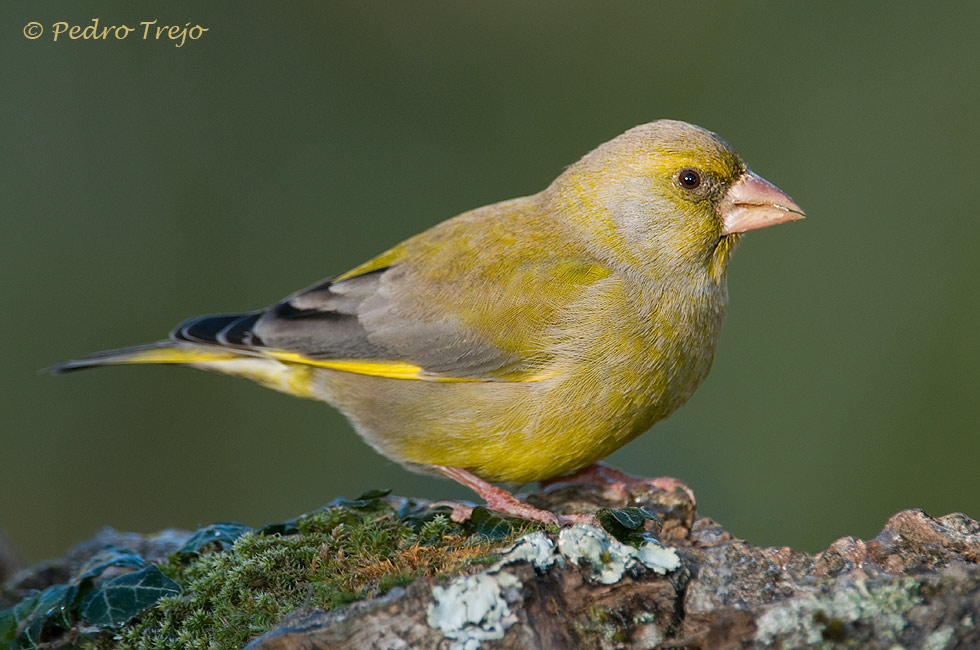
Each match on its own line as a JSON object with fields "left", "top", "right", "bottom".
{"left": 2, "top": 1, "right": 978, "bottom": 564}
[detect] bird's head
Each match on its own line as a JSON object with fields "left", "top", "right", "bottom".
{"left": 549, "top": 119, "right": 804, "bottom": 282}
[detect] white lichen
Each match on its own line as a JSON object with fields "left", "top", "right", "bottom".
{"left": 427, "top": 525, "right": 679, "bottom": 647}
{"left": 558, "top": 524, "right": 680, "bottom": 584}
{"left": 754, "top": 576, "right": 921, "bottom": 646}
{"left": 755, "top": 597, "right": 825, "bottom": 646}
{"left": 495, "top": 531, "right": 561, "bottom": 571}
{"left": 635, "top": 537, "right": 683, "bottom": 573}
{"left": 922, "top": 626, "right": 954, "bottom": 650}
{"left": 496, "top": 525, "right": 680, "bottom": 584}
{"left": 426, "top": 572, "right": 520, "bottom": 650}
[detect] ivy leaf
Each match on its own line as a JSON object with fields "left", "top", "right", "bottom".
{"left": 354, "top": 488, "right": 392, "bottom": 501}
{"left": 0, "top": 604, "right": 16, "bottom": 646}
{"left": 34, "top": 583, "right": 78, "bottom": 632}
{"left": 0, "top": 546, "right": 148, "bottom": 648}
{"left": 0, "top": 583, "right": 77, "bottom": 649}
{"left": 328, "top": 488, "right": 392, "bottom": 511}
{"left": 177, "top": 522, "right": 252, "bottom": 556}
{"left": 74, "top": 546, "right": 145, "bottom": 583}
{"left": 596, "top": 507, "right": 660, "bottom": 544}
{"left": 79, "top": 565, "right": 181, "bottom": 628}
{"left": 468, "top": 507, "right": 513, "bottom": 540}
{"left": 255, "top": 517, "right": 300, "bottom": 536}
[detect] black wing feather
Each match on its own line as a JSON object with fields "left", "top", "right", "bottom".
{"left": 167, "top": 268, "right": 393, "bottom": 360}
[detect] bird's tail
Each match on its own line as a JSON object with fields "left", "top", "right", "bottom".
{"left": 43, "top": 342, "right": 319, "bottom": 398}
{"left": 43, "top": 342, "right": 244, "bottom": 374}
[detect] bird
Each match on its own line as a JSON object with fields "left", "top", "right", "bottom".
{"left": 49, "top": 120, "right": 804, "bottom": 525}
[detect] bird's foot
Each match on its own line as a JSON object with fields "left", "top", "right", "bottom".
{"left": 540, "top": 462, "right": 696, "bottom": 507}
{"left": 434, "top": 465, "right": 591, "bottom": 526}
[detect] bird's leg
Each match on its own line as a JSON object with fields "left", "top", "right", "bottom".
{"left": 540, "top": 462, "right": 696, "bottom": 506}
{"left": 434, "top": 465, "right": 592, "bottom": 526}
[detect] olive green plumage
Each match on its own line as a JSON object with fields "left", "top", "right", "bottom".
{"left": 51, "top": 120, "right": 802, "bottom": 492}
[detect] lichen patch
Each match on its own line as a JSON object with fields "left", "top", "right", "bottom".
{"left": 427, "top": 572, "right": 521, "bottom": 650}
{"left": 557, "top": 524, "right": 680, "bottom": 584}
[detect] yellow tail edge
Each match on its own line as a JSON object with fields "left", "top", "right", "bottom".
{"left": 43, "top": 343, "right": 244, "bottom": 374}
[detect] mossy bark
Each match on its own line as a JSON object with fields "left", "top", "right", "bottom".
{"left": 3, "top": 485, "right": 978, "bottom": 650}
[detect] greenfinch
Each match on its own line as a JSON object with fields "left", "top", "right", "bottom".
{"left": 50, "top": 120, "right": 803, "bottom": 524}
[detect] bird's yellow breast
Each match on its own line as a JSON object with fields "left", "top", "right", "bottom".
{"left": 309, "top": 274, "right": 726, "bottom": 484}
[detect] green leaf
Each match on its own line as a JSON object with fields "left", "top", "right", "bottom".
{"left": 74, "top": 545, "right": 145, "bottom": 582}
{"left": 255, "top": 518, "right": 300, "bottom": 536}
{"left": 177, "top": 522, "right": 252, "bottom": 556}
{"left": 596, "top": 507, "right": 660, "bottom": 544}
{"left": 399, "top": 501, "right": 457, "bottom": 534}
{"left": 468, "top": 507, "right": 513, "bottom": 540}
{"left": 0, "top": 605, "right": 15, "bottom": 646}
{"left": 35, "top": 583, "right": 78, "bottom": 632}
{"left": 79, "top": 565, "right": 181, "bottom": 628}
{"left": 0, "top": 546, "right": 147, "bottom": 648}
{"left": 0, "top": 583, "right": 78, "bottom": 649}
{"left": 328, "top": 489, "right": 392, "bottom": 510}
{"left": 354, "top": 488, "right": 392, "bottom": 501}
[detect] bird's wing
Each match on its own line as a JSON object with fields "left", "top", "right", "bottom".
{"left": 171, "top": 246, "right": 614, "bottom": 383}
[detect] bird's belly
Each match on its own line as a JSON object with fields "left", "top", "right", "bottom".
{"left": 310, "top": 343, "right": 713, "bottom": 484}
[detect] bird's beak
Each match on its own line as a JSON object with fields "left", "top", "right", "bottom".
{"left": 718, "top": 170, "right": 805, "bottom": 236}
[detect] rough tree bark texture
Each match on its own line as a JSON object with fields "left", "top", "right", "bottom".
{"left": 248, "top": 485, "right": 980, "bottom": 649}
{"left": 4, "top": 485, "right": 978, "bottom": 649}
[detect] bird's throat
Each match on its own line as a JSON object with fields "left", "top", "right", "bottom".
{"left": 710, "top": 233, "right": 741, "bottom": 280}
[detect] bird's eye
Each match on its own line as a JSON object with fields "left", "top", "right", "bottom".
{"left": 677, "top": 168, "right": 702, "bottom": 190}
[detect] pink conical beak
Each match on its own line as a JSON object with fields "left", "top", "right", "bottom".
{"left": 718, "top": 170, "right": 805, "bottom": 235}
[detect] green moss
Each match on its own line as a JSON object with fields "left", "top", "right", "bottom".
{"left": 83, "top": 500, "right": 530, "bottom": 650}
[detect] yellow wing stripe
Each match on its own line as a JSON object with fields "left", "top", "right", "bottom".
{"left": 264, "top": 352, "right": 450, "bottom": 381}
{"left": 267, "top": 352, "right": 554, "bottom": 383}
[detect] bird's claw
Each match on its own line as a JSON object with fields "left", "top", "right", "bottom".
{"left": 541, "top": 462, "right": 697, "bottom": 508}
